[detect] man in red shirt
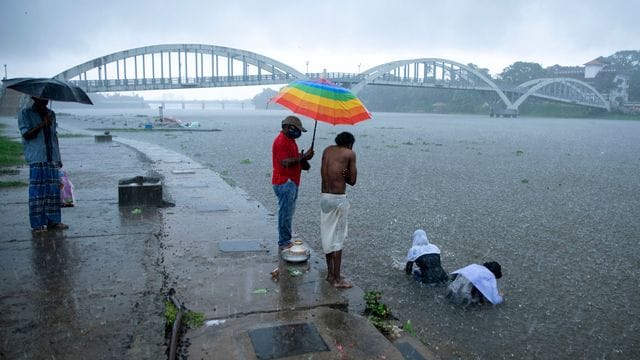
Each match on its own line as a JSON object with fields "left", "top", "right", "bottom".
{"left": 272, "top": 116, "right": 314, "bottom": 251}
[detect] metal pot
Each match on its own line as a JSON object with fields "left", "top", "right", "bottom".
{"left": 281, "top": 239, "right": 311, "bottom": 263}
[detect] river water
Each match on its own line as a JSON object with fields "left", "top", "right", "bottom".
{"left": 57, "top": 107, "right": 640, "bottom": 359}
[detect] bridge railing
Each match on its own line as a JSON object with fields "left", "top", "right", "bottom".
{"left": 371, "top": 74, "right": 488, "bottom": 90}
{"left": 307, "top": 72, "right": 363, "bottom": 83}
{"left": 69, "top": 73, "right": 299, "bottom": 92}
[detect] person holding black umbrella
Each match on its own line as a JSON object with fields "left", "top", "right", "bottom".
{"left": 18, "top": 96, "right": 68, "bottom": 233}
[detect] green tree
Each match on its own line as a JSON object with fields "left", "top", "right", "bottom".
{"left": 629, "top": 70, "right": 640, "bottom": 102}
{"left": 251, "top": 88, "right": 281, "bottom": 109}
{"left": 467, "top": 63, "right": 493, "bottom": 79}
{"left": 605, "top": 50, "right": 640, "bottom": 68}
{"left": 605, "top": 50, "right": 640, "bottom": 101}
{"left": 499, "top": 62, "right": 548, "bottom": 85}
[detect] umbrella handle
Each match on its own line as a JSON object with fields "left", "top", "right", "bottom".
{"left": 310, "top": 120, "right": 317, "bottom": 150}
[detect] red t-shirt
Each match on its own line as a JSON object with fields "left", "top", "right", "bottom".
{"left": 272, "top": 131, "right": 302, "bottom": 186}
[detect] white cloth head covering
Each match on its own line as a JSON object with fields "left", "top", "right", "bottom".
{"left": 451, "top": 264, "right": 503, "bottom": 304}
{"left": 406, "top": 229, "right": 441, "bottom": 261}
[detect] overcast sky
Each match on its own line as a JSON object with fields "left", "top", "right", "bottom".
{"left": 1, "top": 0, "right": 637, "bottom": 99}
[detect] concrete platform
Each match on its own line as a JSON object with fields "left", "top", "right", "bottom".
{"left": 188, "top": 307, "right": 405, "bottom": 359}
{"left": 0, "top": 118, "right": 436, "bottom": 359}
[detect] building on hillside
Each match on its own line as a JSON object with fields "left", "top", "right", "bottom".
{"left": 547, "top": 57, "right": 631, "bottom": 109}
{"left": 609, "top": 74, "right": 630, "bottom": 107}
{"left": 547, "top": 65, "right": 584, "bottom": 79}
{"left": 548, "top": 57, "right": 619, "bottom": 80}
{"left": 584, "top": 57, "right": 609, "bottom": 78}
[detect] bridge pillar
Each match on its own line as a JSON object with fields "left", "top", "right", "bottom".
{"left": 181, "top": 102, "right": 185, "bottom": 109}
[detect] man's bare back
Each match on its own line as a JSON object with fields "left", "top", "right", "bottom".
{"left": 321, "top": 144, "right": 356, "bottom": 194}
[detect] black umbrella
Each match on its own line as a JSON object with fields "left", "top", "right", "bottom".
{"left": 6, "top": 77, "right": 93, "bottom": 105}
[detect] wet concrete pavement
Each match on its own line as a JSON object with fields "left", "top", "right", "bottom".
{"left": 0, "top": 116, "right": 435, "bottom": 359}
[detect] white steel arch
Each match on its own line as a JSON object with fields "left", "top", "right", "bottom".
{"left": 53, "top": 44, "right": 305, "bottom": 92}
{"left": 512, "top": 78, "right": 609, "bottom": 110}
{"left": 352, "top": 58, "right": 513, "bottom": 108}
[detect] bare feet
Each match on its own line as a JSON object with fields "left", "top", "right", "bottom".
{"left": 332, "top": 277, "right": 353, "bottom": 289}
{"left": 325, "top": 275, "right": 335, "bottom": 283}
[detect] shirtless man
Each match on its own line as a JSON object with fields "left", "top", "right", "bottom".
{"left": 320, "top": 132, "right": 357, "bottom": 288}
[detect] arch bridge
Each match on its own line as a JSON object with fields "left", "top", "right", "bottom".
{"left": 351, "top": 59, "right": 610, "bottom": 113}
{"left": 55, "top": 44, "right": 305, "bottom": 92}
{"left": 54, "top": 44, "right": 609, "bottom": 113}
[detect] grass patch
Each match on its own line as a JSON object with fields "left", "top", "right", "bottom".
{"left": 0, "top": 168, "right": 20, "bottom": 175}
{"left": 0, "top": 181, "right": 28, "bottom": 188}
{"left": 164, "top": 300, "right": 205, "bottom": 329}
{"left": 0, "top": 181, "right": 29, "bottom": 188}
{"left": 363, "top": 290, "right": 402, "bottom": 339}
{"left": 0, "top": 135, "right": 25, "bottom": 166}
{"left": 240, "top": 159, "right": 252, "bottom": 164}
{"left": 515, "top": 150, "right": 524, "bottom": 156}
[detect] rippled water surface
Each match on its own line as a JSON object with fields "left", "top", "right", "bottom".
{"left": 59, "top": 108, "right": 640, "bottom": 359}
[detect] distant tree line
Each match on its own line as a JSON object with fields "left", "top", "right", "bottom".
{"left": 56, "top": 93, "right": 148, "bottom": 109}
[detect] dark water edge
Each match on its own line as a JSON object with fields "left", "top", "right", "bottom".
{"left": 59, "top": 109, "right": 640, "bottom": 359}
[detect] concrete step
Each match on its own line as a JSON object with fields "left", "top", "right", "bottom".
{"left": 186, "top": 307, "right": 436, "bottom": 360}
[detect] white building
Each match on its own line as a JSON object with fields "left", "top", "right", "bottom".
{"left": 584, "top": 57, "right": 609, "bottom": 79}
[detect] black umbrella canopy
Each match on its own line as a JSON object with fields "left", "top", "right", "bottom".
{"left": 5, "top": 77, "right": 93, "bottom": 105}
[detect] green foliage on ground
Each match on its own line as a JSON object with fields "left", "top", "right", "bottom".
{"left": 0, "top": 169, "right": 20, "bottom": 175}
{"left": 164, "top": 300, "right": 178, "bottom": 327}
{"left": 164, "top": 300, "right": 205, "bottom": 329}
{"left": 0, "top": 135, "right": 24, "bottom": 166}
{"left": 182, "top": 310, "right": 205, "bottom": 328}
{"left": 363, "top": 290, "right": 394, "bottom": 335}
{"left": 0, "top": 181, "right": 27, "bottom": 188}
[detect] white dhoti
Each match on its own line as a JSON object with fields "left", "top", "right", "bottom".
{"left": 320, "top": 193, "right": 350, "bottom": 254}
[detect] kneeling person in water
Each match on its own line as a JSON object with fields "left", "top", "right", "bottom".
{"left": 446, "top": 261, "right": 504, "bottom": 305}
{"left": 405, "top": 229, "right": 449, "bottom": 286}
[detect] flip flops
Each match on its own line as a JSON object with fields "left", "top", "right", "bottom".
{"left": 278, "top": 242, "right": 294, "bottom": 252}
{"left": 31, "top": 226, "right": 47, "bottom": 234}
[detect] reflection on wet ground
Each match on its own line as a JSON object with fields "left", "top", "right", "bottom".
{"left": 249, "top": 323, "right": 329, "bottom": 359}
{"left": 56, "top": 108, "right": 640, "bottom": 358}
{"left": 0, "top": 132, "right": 166, "bottom": 359}
{"left": 31, "top": 233, "right": 76, "bottom": 358}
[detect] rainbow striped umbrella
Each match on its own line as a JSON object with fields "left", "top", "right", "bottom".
{"left": 271, "top": 78, "right": 372, "bottom": 147}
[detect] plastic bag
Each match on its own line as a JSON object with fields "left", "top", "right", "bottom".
{"left": 59, "top": 169, "right": 75, "bottom": 207}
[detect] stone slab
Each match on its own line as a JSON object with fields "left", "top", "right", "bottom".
{"left": 248, "top": 322, "right": 329, "bottom": 359}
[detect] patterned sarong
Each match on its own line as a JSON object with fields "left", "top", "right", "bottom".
{"left": 29, "top": 162, "right": 61, "bottom": 229}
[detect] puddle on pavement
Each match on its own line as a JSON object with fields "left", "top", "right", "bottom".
{"left": 218, "top": 240, "right": 265, "bottom": 252}
{"left": 195, "top": 203, "right": 229, "bottom": 212}
{"left": 248, "top": 323, "right": 329, "bottom": 359}
{"left": 395, "top": 342, "right": 427, "bottom": 360}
